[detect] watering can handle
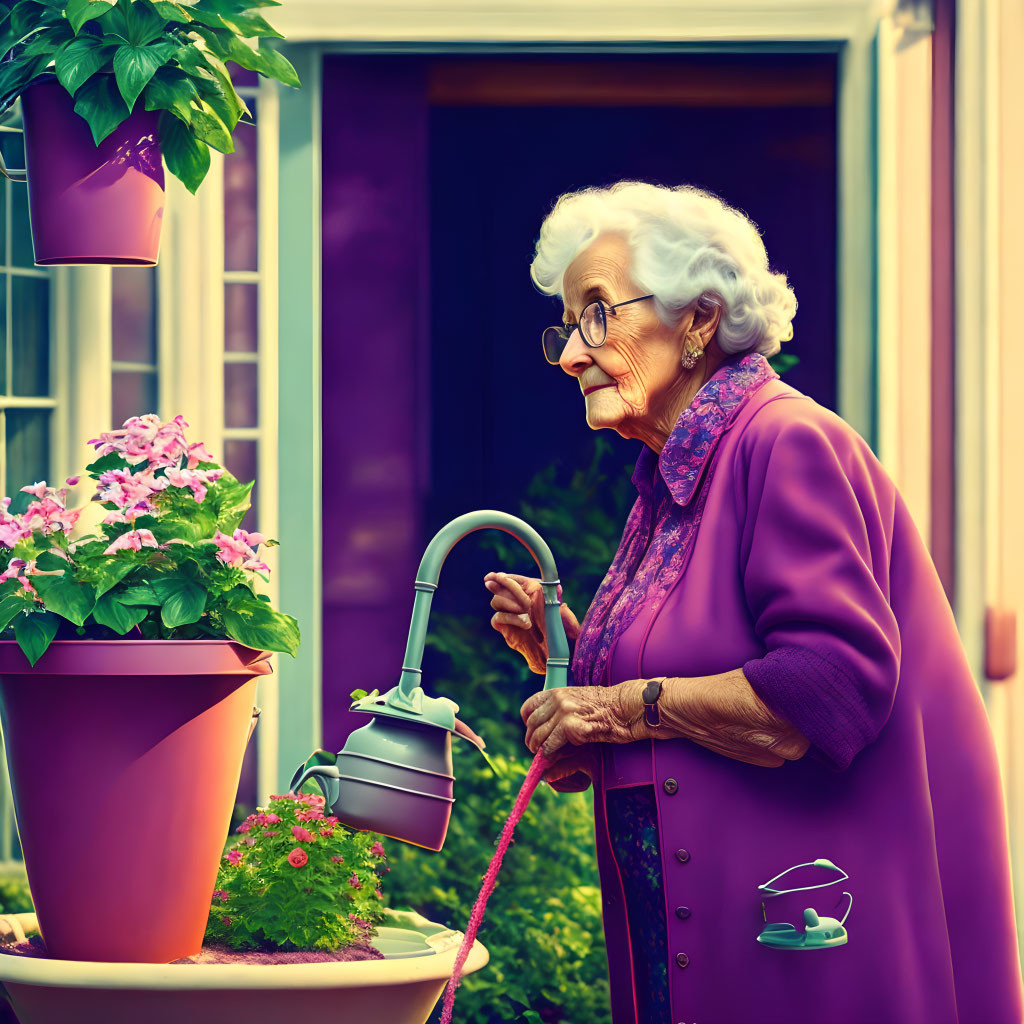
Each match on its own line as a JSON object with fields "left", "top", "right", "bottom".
{"left": 0, "top": 126, "right": 26, "bottom": 183}
{"left": 289, "top": 762, "right": 342, "bottom": 808}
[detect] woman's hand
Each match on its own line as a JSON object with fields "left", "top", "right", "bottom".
{"left": 484, "top": 571, "right": 580, "bottom": 675}
{"left": 520, "top": 681, "right": 648, "bottom": 758}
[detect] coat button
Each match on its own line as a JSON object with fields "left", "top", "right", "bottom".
{"left": 675, "top": 849, "right": 691, "bottom": 863}
{"left": 663, "top": 778, "right": 678, "bottom": 795}
{"left": 675, "top": 952, "right": 690, "bottom": 968}
{"left": 675, "top": 906, "right": 691, "bottom": 919}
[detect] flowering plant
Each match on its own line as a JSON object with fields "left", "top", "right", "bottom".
{"left": 206, "top": 791, "right": 388, "bottom": 951}
{"left": 0, "top": 413, "right": 299, "bottom": 665}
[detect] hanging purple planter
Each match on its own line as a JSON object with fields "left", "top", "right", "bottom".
{"left": 19, "top": 76, "right": 165, "bottom": 266}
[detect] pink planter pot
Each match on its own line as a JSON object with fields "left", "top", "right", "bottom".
{"left": 0, "top": 640, "right": 272, "bottom": 963}
{"left": 20, "top": 76, "right": 165, "bottom": 266}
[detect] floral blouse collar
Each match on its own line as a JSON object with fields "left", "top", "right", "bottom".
{"left": 631, "top": 350, "right": 779, "bottom": 507}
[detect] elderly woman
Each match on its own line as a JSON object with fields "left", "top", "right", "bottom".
{"left": 483, "top": 182, "right": 1022, "bottom": 1024}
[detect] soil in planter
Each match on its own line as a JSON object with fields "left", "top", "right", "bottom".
{"left": 0, "top": 936, "right": 385, "bottom": 964}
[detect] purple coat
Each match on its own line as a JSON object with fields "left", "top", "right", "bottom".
{"left": 571, "top": 352, "right": 1022, "bottom": 1024}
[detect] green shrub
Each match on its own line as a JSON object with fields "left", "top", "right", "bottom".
{"left": 206, "top": 792, "right": 388, "bottom": 951}
{"left": 0, "top": 869, "right": 33, "bottom": 915}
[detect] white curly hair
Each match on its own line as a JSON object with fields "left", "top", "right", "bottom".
{"left": 529, "top": 181, "right": 797, "bottom": 357}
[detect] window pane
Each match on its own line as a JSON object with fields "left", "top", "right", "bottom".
{"left": 0, "top": 273, "right": 6, "bottom": 395}
{"left": 11, "top": 275, "right": 49, "bottom": 396}
{"left": 224, "top": 101, "right": 258, "bottom": 272}
{"left": 10, "top": 179, "right": 34, "bottom": 268}
{"left": 0, "top": 184, "right": 7, "bottom": 266}
{"left": 5, "top": 408, "right": 49, "bottom": 506}
{"left": 112, "top": 268, "right": 158, "bottom": 364}
{"left": 225, "top": 282, "right": 258, "bottom": 352}
{"left": 112, "top": 370, "right": 157, "bottom": 429}
{"left": 223, "top": 439, "right": 258, "bottom": 533}
{"left": 224, "top": 362, "right": 258, "bottom": 428}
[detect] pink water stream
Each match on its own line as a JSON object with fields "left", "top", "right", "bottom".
{"left": 439, "top": 750, "right": 552, "bottom": 1024}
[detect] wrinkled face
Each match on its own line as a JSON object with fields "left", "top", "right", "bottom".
{"left": 558, "top": 233, "right": 688, "bottom": 438}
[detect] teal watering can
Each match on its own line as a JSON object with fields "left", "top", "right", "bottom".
{"left": 290, "top": 511, "right": 573, "bottom": 851}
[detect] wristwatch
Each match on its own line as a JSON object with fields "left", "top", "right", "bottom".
{"left": 642, "top": 678, "right": 665, "bottom": 729}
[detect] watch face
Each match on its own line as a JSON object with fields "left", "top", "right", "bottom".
{"left": 643, "top": 679, "right": 662, "bottom": 704}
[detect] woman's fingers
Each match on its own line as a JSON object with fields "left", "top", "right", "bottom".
{"left": 491, "top": 610, "right": 533, "bottom": 630}
{"left": 494, "top": 573, "right": 535, "bottom": 611}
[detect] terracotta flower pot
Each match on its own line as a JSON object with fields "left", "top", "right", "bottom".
{"left": 19, "top": 76, "right": 165, "bottom": 266}
{"left": 0, "top": 909, "right": 489, "bottom": 1024}
{"left": 0, "top": 640, "right": 271, "bottom": 963}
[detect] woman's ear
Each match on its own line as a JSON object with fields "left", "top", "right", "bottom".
{"left": 690, "top": 297, "right": 723, "bottom": 346}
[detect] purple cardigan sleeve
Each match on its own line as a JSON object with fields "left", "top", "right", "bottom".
{"left": 736, "top": 406, "right": 901, "bottom": 771}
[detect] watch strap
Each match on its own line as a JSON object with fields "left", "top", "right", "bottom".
{"left": 642, "top": 678, "right": 664, "bottom": 728}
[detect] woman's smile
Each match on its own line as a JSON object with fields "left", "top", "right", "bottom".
{"left": 584, "top": 383, "right": 617, "bottom": 396}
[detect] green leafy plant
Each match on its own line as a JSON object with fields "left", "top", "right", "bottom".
{"left": 0, "top": 868, "right": 33, "bottom": 915}
{"left": 0, "top": 0, "right": 299, "bottom": 193}
{"left": 206, "top": 791, "right": 388, "bottom": 951}
{"left": 0, "top": 412, "right": 300, "bottom": 665}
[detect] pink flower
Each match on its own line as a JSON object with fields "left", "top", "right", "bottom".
{"left": 263, "top": 830, "right": 279, "bottom": 837}
{"left": 0, "top": 516, "right": 32, "bottom": 548}
{"left": 103, "top": 529, "right": 158, "bottom": 555}
{"left": 236, "top": 822, "right": 252, "bottom": 834}
{"left": 288, "top": 848, "right": 308, "bottom": 868}
{"left": 319, "top": 829, "right": 333, "bottom": 838}
{"left": 225, "top": 850, "right": 243, "bottom": 866}
{"left": 375, "top": 889, "right": 383, "bottom": 900}
{"left": 64, "top": 476, "right": 80, "bottom": 487}
{"left": 371, "top": 841, "right": 387, "bottom": 858}
{"left": 209, "top": 529, "right": 269, "bottom": 572}
{"left": 103, "top": 506, "right": 152, "bottom": 526}
{"left": 163, "top": 466, "right": 223, "bottom": 503}
{"left": 20, "top": 482, "right": 48, "bottom": 500}
{"left": 331, "top": 856, "right": 344, "bottom": 864}
{"left": 295, "top": 808, "right": 324, "bottom": 823}
{"left": 222, "top": 916, "right": 232, "bottom": 926}
{"left": 291, "top": 825, "right": 314, "bottom": 843}
{"left": 185, "top": 441, "right": 214, "bottom": 469}
{"left": 96, "top": 469, "right": 164, "bottom": 510}
{"left": 348, "top": 873, "right": 362, "bottom": 889}
{"left": 212, "top": 890, "right": 229, "bottom": 902}
{"left": 89, "top": 414, "right": 190, "bottom": 469}
{"left": 264, "top": 814, "right": 281, "bottom": 824}
{"left": 243, "top": 837, "right": 256, "bottom": 847}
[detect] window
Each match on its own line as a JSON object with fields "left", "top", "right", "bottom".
{"left": 0, "top": 121, "right": 54, "bottom": 861}
{"left": 223, "top": 67, "right": 262, "bottom": 535}
{"left": 0, "top": 127, "right": 53, "bottom": 516}
{"left": 112, "top": 268, "right": 159, "bottom": 427}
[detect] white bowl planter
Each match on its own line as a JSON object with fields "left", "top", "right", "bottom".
{"left": 0, "top": 909, "right": 487, "bottom": 1024}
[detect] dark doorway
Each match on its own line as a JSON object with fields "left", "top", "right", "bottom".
{"left": 321, "top": 52, "right": 837, "bottom": 747}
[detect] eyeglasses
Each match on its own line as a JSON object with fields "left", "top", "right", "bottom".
{"left": 542, "top": 294, "right": 655, "bottom": 365}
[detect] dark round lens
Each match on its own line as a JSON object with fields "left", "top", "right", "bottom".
{"left": 580, "top": 301, "right": 607, "bottom": 347}
{"left": 542, "top": 326, "right": 566, "bottom": 364}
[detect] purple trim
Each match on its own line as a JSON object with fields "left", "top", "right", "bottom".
{"left": 742, "top": 643, "right": 878, "bottom": 771}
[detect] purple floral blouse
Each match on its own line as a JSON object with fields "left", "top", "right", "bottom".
{"left": 572, "top": 350, "right": 779, "bottom": 692}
